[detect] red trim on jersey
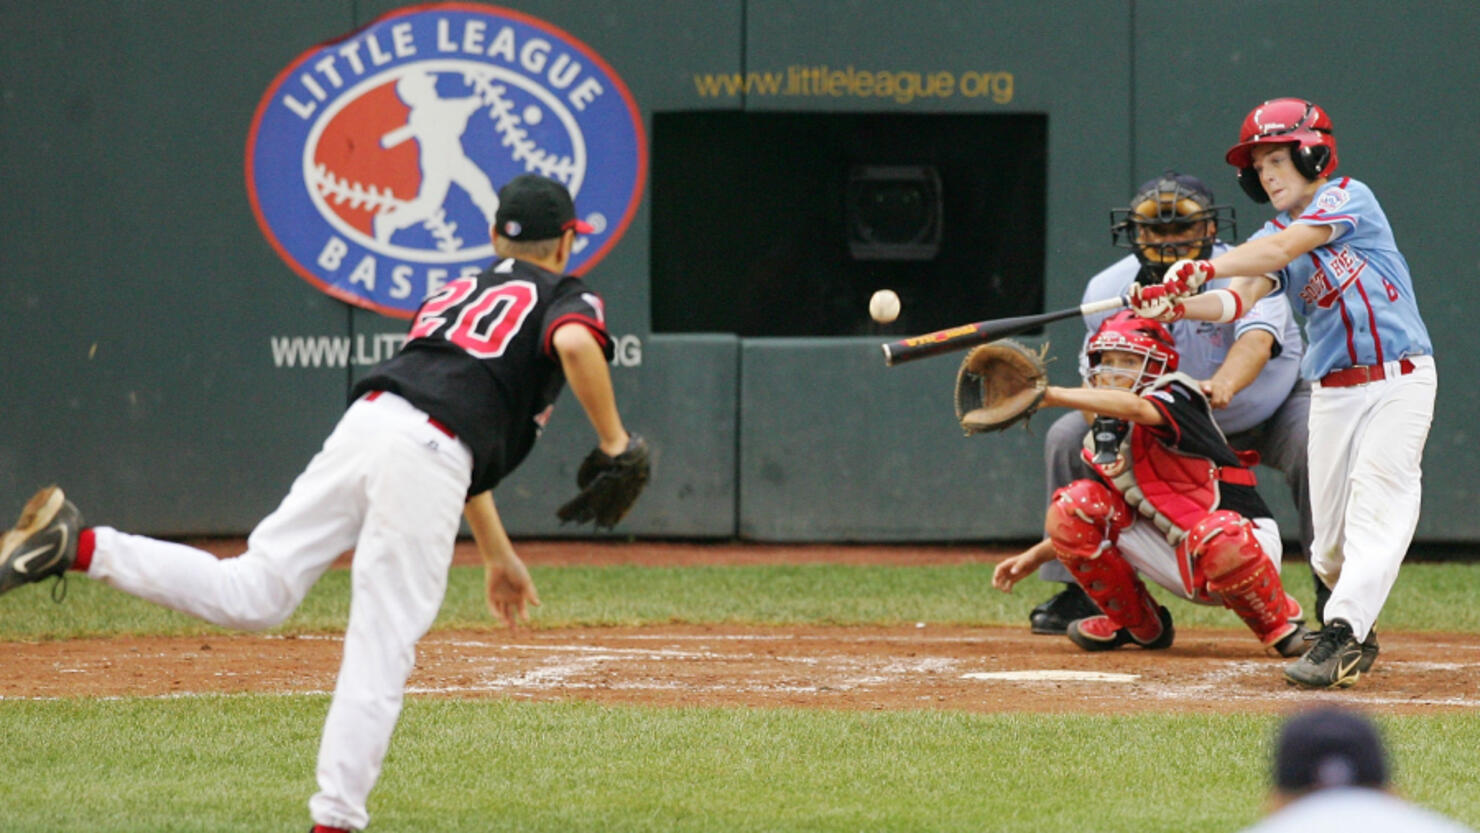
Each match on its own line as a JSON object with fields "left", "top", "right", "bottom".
{"left": 1338, "top": 176, "right": 1350, "bottom": 188}
{"left": 1271, "top": 218, "right": 1287, "bottom": 229}
{"left": 543, "top": 314, "right": 611, "bottom": 357}
{"left": 1354, "top": 279, "right": 1384, "bottom": 365}
{"left": 1335, "top": 291, "right": 1360, "bottom": 366}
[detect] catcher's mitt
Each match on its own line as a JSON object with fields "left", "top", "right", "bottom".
{"left": 954, "top": 339, "right": 1050, "bottom": 434}
{"left": 556, "top": 434, "right": 651, "bottom": 529}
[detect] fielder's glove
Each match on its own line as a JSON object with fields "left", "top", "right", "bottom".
{"left": 556, "top": 434, "right": 651, "bottom": 529}
{"left": 954, "top": 339, "right": 1050, "bottom": 434}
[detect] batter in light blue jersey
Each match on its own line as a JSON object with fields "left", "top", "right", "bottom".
{"left": 1135, "top": 98, "right": 1436, "bottom": 689}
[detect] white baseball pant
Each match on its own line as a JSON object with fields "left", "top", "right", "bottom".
{"left": 1308, "top": 356, "right": 1437, "bottom": 639}
{"left": 86, "top": 392, "right": 473, "bottom": 830}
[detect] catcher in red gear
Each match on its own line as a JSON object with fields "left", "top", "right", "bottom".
{"left": 993, "top": 311, "right": 1310, "bottom": 656}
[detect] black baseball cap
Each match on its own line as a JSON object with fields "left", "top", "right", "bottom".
{"left": 1274, "top": 706, "right": 1389, "bottom": 792}
{"left": 493, "top": 174, "right": 594, "bottom": 241}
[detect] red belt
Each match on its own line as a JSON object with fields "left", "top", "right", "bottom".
{"left": 364, "top": 391, "right": 457, "bottom": 439}
{"left": 1217, "top": 467, "right": 1257, "bottom": 487}
{"left": 1320, "top": 358, "right": 1415, "bottom": 388}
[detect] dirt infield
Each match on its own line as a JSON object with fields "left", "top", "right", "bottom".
{"left": 4, "top": 541, "right": 1478, "bottom": 713}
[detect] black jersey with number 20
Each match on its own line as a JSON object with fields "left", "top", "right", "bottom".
{"left": 353, "top": 257, "right": 613, "bottom": 495}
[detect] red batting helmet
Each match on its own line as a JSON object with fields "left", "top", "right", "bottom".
{"left": 1225, "top": 98, "right": 1338, "bottom": 203}
{"left": 1084, "top": 310, "right": 1179, "bottom": 391}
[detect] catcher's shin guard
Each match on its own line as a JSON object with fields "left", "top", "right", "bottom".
{"left": 1190, "top": 511, "right": 1300, "bottom": 649}
{"left": 1057, "top": 546, "right": 1166, "bottom": 645}
{"left": 1047, "top": 482, "right": 1163, "bottom": 645}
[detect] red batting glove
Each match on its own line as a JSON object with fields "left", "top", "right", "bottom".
{"left": 1165, "top": 259, "right": 1215, "bottom": 295}
{"left": 1129, "top": 283, "right": 1186, "bottom": 322}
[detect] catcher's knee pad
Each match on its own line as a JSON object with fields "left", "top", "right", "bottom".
{"left": 1192, "top": 512, "right": 1298, "bottom": 647}
{"left": 1186, "top": 510, "right": 1264, "bottom": 581}
{"left": 1045, "top": 479, "right": 1130, "bottom": 560}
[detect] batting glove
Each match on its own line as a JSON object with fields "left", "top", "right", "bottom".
{"left": 1129, "top": 283, "right": 1186, "bottom": 322}
{"left": 1164, "top": 259, "right": 1215, "bottom": 296}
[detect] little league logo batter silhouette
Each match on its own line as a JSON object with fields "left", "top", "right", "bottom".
{"left": 247, "top": 3, "right": 646, "bottom": 318}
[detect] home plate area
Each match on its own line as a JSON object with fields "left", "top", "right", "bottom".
{"left": 4, "top": 624, "right": 1478, "bottom": 715}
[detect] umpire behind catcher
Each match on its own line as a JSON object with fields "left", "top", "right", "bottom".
{"left": 0, "top": 173, "right": 649, "bottom": 833}
{"left": 1016, "top": 172, "right": 1321, "bottom": 634}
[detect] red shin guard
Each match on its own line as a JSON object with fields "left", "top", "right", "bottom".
{"left": 1059, "top": 545, "right": 1165, "bottom": 645}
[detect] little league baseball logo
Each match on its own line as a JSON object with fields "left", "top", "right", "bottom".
{"left": 246, "top": 2, "right": 646, "bottom": 318}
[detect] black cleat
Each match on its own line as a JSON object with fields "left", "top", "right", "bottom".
{"left": 0, "top": 486, "right": 82, "bottom": 597}
{"left": 1356, "top": 628, "right": 1379, "bottom": 674}
{"left": 1271, "top": 622, "right": 1312, "bottom": 658}
{"left": 1029, "top": 583, "right": 1101, "bottom": 635}
{"left": 1284, "top": 618, "right": 1363, "bottom": 688}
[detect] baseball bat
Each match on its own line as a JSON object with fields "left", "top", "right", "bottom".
{"left": 880, "top": 295, "right": 1128, "bottom": 366}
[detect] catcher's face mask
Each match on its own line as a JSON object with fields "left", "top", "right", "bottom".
{"left": 1088, "top": 349, "right": 1166, "bottom": 392}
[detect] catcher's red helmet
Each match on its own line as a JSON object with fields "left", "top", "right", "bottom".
{"left": 1225, "top": 98, "right": 1338, "bottom": 203}
{"left": 1085, "top": 311, "right": 1179, "bottom": 391}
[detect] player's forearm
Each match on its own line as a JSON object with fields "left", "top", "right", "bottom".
{"left": 1210, "top": 330, "right": 1276, "bottom": 395}
{"left": 1178, "top": 277, "right": 1273, "bottom": 322}
{"left": 465, "top": 491, "right": 517, "bottom": 565}
{"left": 1023, "top": 538, "right": 1058, "bottom": 569}
{"left": 1043, "top": 386, "right": 1162, "bottom": 425}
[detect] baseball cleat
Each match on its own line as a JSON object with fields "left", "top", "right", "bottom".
{"left": 1066, "top": 605, "right": 1174, "bottom": 652}
{"left": 1270, "top": 622, "right": 1313, "bottom": 658}
{"left": 1284, "top": 618, "right": 1363, "bottom": 688}
{"left": 0, "top": 486, "right": 82, "bottom": 597}
{"left": 1356, "top": 628, "right": 1379, "bottom": 674}
{"left": 1029, "top": 582, "right": 1101, "bottom": 635}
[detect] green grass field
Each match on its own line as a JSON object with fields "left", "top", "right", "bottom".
{"left": 2, "top": 557, "right": 1478, "bottom": 832}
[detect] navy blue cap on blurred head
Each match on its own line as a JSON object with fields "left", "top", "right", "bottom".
{"left": 494, "top": 174, "right": 594, "bottom": 241}
{"left": 1274, "top": 706, "right": 1389, "bottom": 792}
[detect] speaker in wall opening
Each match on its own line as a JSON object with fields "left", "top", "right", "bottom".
{"left": 845, "top": 165, "right": 942, "bottom": 261}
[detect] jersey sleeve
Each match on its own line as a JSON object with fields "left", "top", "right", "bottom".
{"left": 1232, "top": 287, "right": 1296, "bottom": 359}
{"left": 1293, "top": 178, "right": 1363, "bottom": 242}
{"left": 1141, "top": 380, "right": 1225, "bottom": 455}
{"left": 542, "top": 281, "right": 614, "bottom": 360}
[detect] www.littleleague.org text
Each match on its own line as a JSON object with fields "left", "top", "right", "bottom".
{"left": 693, "top": 65, "right": 1013, "bottom": 104}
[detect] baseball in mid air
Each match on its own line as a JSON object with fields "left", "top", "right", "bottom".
{"left": 869, "top": 289, "right": 901, "bottom": 324}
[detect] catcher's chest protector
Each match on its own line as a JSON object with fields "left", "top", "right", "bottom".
{"left": 1082, "top": 374, "right": 1235, "bottom": 546}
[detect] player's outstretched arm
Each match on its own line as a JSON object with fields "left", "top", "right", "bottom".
{"left": 553, "top": 322, "right": 629, "bottom": 455}
{"left": 1208, "top": 223, "right": 1333, "bottom": 280}
{"left": 1042, "top": 386, "right": 1164, "bottom": 426}
{"left": 465, "top": 491, "right": 541, "bottom": 629}
{"left": 993, "top": 538, "right": 1058, "bottom": 593}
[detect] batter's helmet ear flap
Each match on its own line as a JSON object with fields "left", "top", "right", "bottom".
{"left": 1237, "top": 167, "right": 1270, "bottom": 203}
{"left": 1292, "top": 144, "right": 1332, "bottom": 182}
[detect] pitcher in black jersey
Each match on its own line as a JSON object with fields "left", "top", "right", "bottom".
{"left": 0, "top": 174, "right": 641, "bottom": 833}
{"left": 991, "top": 311, "right": 1310, "bottom": 659}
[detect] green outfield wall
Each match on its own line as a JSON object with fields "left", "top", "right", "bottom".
{"left": 2, "top": 1, "right": 1475, "bottom": 543}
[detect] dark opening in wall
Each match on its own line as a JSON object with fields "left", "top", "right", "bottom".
{"left": 650, "top": 111, "right": 1047, "bottom": 337}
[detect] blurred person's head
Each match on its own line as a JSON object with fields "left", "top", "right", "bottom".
{"left": 1269, "top": 705, "right": 1389, "bottom": 809}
